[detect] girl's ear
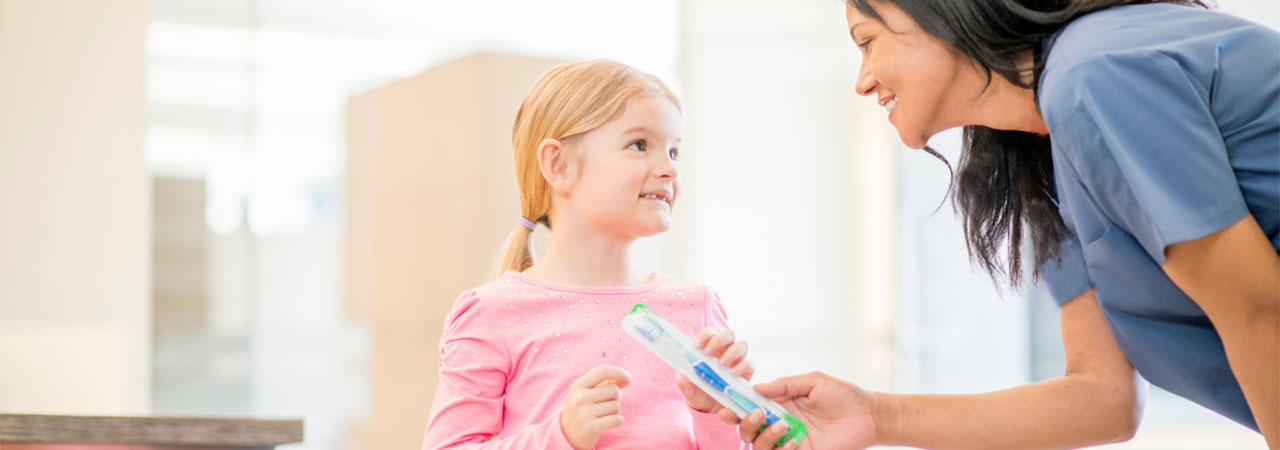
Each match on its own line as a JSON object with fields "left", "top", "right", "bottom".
{"left": 537, "top": 138, "right": 576, "bottom": 194}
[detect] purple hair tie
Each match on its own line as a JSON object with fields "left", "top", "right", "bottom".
{"left": 518, "top": 217, "right": 536, "bottom": 231}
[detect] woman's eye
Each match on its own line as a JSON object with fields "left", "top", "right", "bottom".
{"left": 627, "top": 140, "right": 646, "bottom": 151}
{"left": 668, "top": 148, "right": 680, "bottom": 160}
{"left": 858, "top": 38, "right": 873, "bottom": 51}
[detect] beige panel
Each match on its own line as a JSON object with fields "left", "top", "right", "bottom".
{"left": 0, "top": 329, "right": 127, "bottom": 414}
{"left": 0, "top": 0, "right": 149, "bottom": 414}
{"left": 346, "top": 53, "right": 564, "bottom": 450}
{"left": 151, "top": 178, "right": 207, "bottom": 342}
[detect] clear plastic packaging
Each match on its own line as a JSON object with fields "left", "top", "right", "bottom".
{"left": 622, "top": 303, "right": 806, "bottom": 447}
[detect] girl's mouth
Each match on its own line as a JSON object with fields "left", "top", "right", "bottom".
{"left": 640, "top": 193, "right": 671, "bottom": 206}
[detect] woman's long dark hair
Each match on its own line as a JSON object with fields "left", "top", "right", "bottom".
{"left": 847, "top": 0, "right": 1208, "bottom": 290}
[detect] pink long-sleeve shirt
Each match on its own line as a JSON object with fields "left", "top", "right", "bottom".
{"left": 422, "top": 270, "right": 745, "bottom": 449}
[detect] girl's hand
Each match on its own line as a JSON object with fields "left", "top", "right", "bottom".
{"left": 678, "top": 327, "right": 756, "bottom": 413}
{"left": 560, "top": 365, "right": 631, "bottom": 450}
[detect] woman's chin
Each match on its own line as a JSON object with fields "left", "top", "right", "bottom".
{"left": 896, "top": 128, "right": 929, "bottom": 149}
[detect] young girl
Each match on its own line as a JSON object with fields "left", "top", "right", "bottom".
{"left": 421, "top": 60, "right": 760, "bottom": 450}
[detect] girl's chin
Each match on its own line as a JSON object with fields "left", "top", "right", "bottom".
{"left": 631, "top": 219, "right": 672, "bottom": 237}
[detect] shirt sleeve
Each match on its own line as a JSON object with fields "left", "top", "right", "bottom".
{"left": 694, "top": 286, "right": 748, "bottom": 450}
{"left": 1038, "top": 228, "right": 1093, "bottom": 305}
{"left": 1038, "top": 151, "right": 1096, "bottom": 305}
{"left": 422, "top": 290, "right": 577, "bottom": 450}
{"left": 1040, "top": 49, "right": 1249, "bottom": 265}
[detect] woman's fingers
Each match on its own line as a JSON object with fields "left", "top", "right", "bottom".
{"left": 753, "top": 372, "right": 818, "bottom": 400}
{"left": 738, "top": 410, "right": 765, "bottom": 443}
{"left": 752, "top": 419, "right": 789, "bottom": 450}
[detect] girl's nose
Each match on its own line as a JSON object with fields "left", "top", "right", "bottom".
{"left": 653, "top": 153, "right": 678, "bottom": 180}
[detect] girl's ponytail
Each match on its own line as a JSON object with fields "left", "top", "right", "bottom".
{"left": 495, "top": 223, "right": 536, "bottom": 277}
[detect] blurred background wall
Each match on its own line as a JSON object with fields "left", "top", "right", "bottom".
{"left": 0, "top": 0, "right": 1275, "bottom": 449}
{"left": 0, "top": 0, "right": 150, "bottom": 415}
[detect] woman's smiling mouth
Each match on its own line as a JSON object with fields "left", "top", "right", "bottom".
{"left": 879, "top": 96, "right": 898, "bottom": 114}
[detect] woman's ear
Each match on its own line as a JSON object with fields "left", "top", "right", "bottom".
{"left": 537, "top": 138, "right": 575, "bottom": 194}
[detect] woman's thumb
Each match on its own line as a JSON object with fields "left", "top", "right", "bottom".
{"left": 753, "top": 372, "right": 820, "bottom": 400}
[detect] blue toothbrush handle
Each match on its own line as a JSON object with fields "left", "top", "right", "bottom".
{"left": 696, "top": 361, "right": 781, "bottom": 425}
{"left": 727, "top": 389, "right": 780, "bottom": 425}
{"left": 694, "top": 361, "right": 728, "bottom": 391}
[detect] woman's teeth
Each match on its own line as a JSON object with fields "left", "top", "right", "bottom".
{"left": 881, "top": 97, "right": 898, "bottom": 114}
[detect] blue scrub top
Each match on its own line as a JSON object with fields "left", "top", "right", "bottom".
{"left": 1037, "top": 3, "right": 1279, "bottom": 431}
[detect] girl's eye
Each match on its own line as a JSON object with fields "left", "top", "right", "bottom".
{"left": 668, "top": 148, "right": 680, "bottom": 160}
{"left": 858, "top": 38, "right": 873, "bottom": 51}
{"left": 627, "top": 140, "right": 646, "bottom": 151}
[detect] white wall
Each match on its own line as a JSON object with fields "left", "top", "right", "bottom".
{"left": 894, "top": 130, "right": 1031, "bottom": 394}
{"left": 0, "top": 0, "right": 150, "bottom": 414}
{"left": 679, "top": 0, "right": 900, "bottom": 389}
{"left": 1217, "top": 0, "right": 1280, "bottom": 31}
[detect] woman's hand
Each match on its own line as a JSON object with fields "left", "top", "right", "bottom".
{"left": 731, "top": 371, "right": 880, "bottom": 450}
{"left": 678, "top": 327, "right": 756, "bottom": 413}
{"left": 560, "top": 365, "right": 631, "bottom": 450}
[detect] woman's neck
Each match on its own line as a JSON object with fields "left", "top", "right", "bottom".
{"left": 970, "top": 76, "right": 1050, "bottom": 135}
{"left": 520, "top": 218, "right": 648, "bottom": 287}
{"left": 965, "top": 50, "right": 1049, "bottom": 135}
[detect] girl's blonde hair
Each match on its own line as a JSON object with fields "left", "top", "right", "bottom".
{"left": 496, "top": 59, "right": 681, "bottom": 277}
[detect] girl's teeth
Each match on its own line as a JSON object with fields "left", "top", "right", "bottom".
{"left": 883, "top": 98, "right": 897, "bottom": 114}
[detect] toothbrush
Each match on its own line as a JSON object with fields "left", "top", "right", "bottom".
{"left": 622, "top": 304, "right": 806, "bottom": 447}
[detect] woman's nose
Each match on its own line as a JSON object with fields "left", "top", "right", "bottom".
{"left": 855, "top": 60, "right": 877, "bottom": 97}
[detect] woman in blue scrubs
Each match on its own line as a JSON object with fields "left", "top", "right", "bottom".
{"left": 716, "top": 1, "right": 1279, "bottom": 449}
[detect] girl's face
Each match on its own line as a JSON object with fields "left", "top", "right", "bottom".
{"left": 845, "top": 1, "right": 987, "bottom": 148}
{"left": 566, "top": 94, "right": 682, "bottom": 238}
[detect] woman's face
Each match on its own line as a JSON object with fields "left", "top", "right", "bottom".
{"left": 846, "top": 1, "right": 987, "bottom": 148}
